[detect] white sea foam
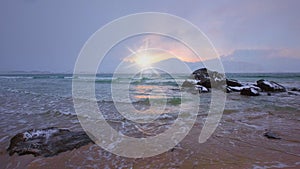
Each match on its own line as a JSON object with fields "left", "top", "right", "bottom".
{"left": 23, "top": 128, "right": 60, "bottom": 140}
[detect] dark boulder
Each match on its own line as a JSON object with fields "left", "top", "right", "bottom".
{"left": 192, "top": 68, "right": 226, "bottom": 89}
{"left": 240, "top": 87, "right": 260, "bottom": 96}
{"left": 7, "top": 127, "right": 94, "bottom": 157}
{"left": 192, "top": 68, "right": 209, "bottom": 80}
{"left": 256, "top": 79, "right": 286, "bottom": 92}
{"left": 226, "top": 79, "right": 243, "bottom": 87}
{"left": 197, "top": 79, "right": 211, "bottom": 88}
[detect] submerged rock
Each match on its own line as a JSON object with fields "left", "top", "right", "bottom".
{"left": 7, "top": 127, "right": 94, "bottom": 157}
{"left": 291, "top": 87, "right": 300, "bottom": 92}
{"left": 240, "top": 87, "right": 260, "bottom": 96}
{"left": 264, "top": 131, "right": 281, "bottom": 139}
{"left": 257, "top": 79, "right": 286, "bottom": 92}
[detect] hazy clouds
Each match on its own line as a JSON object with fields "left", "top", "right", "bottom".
{"left": 0, "top": 0, "right": 299, "bottom": 72}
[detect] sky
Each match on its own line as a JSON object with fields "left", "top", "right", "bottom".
{"left": 0, "top": 0, "right": 299, "bottom": 73}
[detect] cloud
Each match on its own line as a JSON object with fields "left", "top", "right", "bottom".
{"left": 188, "top": 0, "right": 300, "bottom": 56}
{"left": 221, "top": 48, "right": 300, "bottom": 72}
{"left": 121, "top": 33, "right": 300, "bottom": 73}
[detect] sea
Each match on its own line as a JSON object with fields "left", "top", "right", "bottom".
{"left": 0, "top": 72, "right": 299, "bottom": 168}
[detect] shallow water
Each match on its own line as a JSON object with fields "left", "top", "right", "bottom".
{"left": 0, "top": 73, "right": 299, "bottom": 168}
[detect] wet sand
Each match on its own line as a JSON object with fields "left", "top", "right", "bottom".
{"left": 1, "top": 92, "right": 300, "bottom": 169}
{"left": 2, "top": 116, "right": 300, "bottom": 168}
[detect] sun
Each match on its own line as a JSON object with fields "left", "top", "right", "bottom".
{"left": 134, "top": 54, "right": 152, "bottom": 67}
{"left": 125, "top": 41, "right": 175, "bottom": 69}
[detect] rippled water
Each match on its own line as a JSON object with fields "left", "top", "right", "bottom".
{"left": 0, "top": 73, "right": 299, "bottom": 168}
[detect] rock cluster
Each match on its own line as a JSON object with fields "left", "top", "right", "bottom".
{"left": 182, "top": 68, "right": 226, "bottom": 93}
{"left": 182, "top": 68, "right": 290, "bottom": 96}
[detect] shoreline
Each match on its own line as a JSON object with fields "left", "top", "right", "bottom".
{"left": 2, "top": 114, "right": 299, "bottom": 169}
{"left": 2, "top": 95, "right": 300, "bottom": 168}
{"left": 0, "top": 72, "right": 300, "bottom": 168}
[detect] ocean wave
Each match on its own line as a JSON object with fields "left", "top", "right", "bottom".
{"left": 227, "top": 73, "right": 300, "bottom": 79}
{"left": 0, "top": 75, "right": 74, "bottom": 79}
{"left": 74, "top": 76, "right": 119, "bottom": 83}
{"left": 41, "top": 110, "right": 76, "bottom": 116}
{"left": 33, "top": 75, "right": 65, "bottom": 79}
{"left": 130, "top": 78, "right": 181, "bottom": 86}
{"left": 0, "top": 76, "right": 33, "bottom": 79}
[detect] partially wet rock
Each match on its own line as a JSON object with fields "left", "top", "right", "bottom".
{"left": 228, "top": 86, "right": 243, "bottom": 92}
{"left": 197, "top": 79, "right": 211, "bottom": 88}
{"left": 7, "top": 127, "right": 94, "bottom": 157}
{"left": 226, "top": 86, "right": 232, "bottom": 93}
{"left": 264, "top": 131, "right": 281, "bottom": 139}
{"left": 257, "top": 79, "right": 286, "bottom": 92}
{"left": 192, "top": 68, "right": 209, "bottom": 80}
{"left": 226, "top": 79, "right": 243, "bottom": 87}
{"left": 228, "top": 85, "right": 261, "bottom": 92}
{"left": 192, "top": 68, "right": 226, "bottom": 89}
{"left": 240, "top": 87, "right": 260, "bottom": 96}
{"left": 181, "top": 68, "right": 226, "bottom": 93}
{"left": 195, "top": 85, "right": 209, "bottom": 93}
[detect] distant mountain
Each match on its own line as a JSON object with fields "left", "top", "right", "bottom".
{"left": 152, "top": 58, "right": 199, "bottom": 74}
{"left": 152, "top": 54, "right": 300, "bottom": 73}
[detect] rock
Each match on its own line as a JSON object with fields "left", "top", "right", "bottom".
{"left": 192, "top": 68, "right": 226, "bottom": 89}
{"left": 256, "top": 79, "right": 286, "bottom": 92}
{"left": 226, "top": 87, "right": 232, "bottom": 93}
{"left": 264, "top": 131, "right": 281, "bottom": 139}
{"left": 182, "top": 79, "right": 197, "bottom": 88}
{"left": 195, "top": 85, "right": 209, "bottom": 93}
{"left": 291, "top": 88, "right": 300, "bottom": 92}
{"left": 226, "top": 79, "right": 243, "bottom": 87}
{"left": 228, "top": 86, "right": 244, "bottom": 92}
{"left": 182, "top": 68, "right": 229, "bottom": 92}
{"left": 7, "top": 127, "right": 94, "bottom": 157}
{"left": 192, "top": 68, "right": 209, "bottom": 80}
{"left": 240, "top": 87, "right": 260, "bottom": 96}
{"left": 228, "top": 85, "right": 261, "bottom": 92}
{"left": 196, "top": 79, "right": 211, "bottom": 88}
